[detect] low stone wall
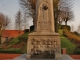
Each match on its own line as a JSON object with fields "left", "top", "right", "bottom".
{"left": 70, "top": 55, "right": 80, "bottom": 59}
{"left": 0, "top": 54, "right": 21, "bottom": 59}
{"left": 0, "top": 53, "right": 80, "bottom": 60}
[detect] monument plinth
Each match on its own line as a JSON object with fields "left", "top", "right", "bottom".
{"left": 27, "top": 0, "right": 62, "bottom": 59}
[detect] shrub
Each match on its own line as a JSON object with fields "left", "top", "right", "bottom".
{"left": 18, "top": 33, "right": 29, "bottom": 43}
{"left": 22, "top": 45, "right": 27, "bottom": 53}
{"left": 7, "top": 38, "right": 19, "bottom": 48}
{"left": 24, "top": 29, "right": 29, "bottom": 33}
{"left": 61, "top": 25, "right": 71, "bottom": 30}
{"left": 63, "top": 29, "right": 80, "bottom": 42}
{"left": 30, "top": 25, "right": 34, "bottom": 31}
{"left": 18, "top": 37, "right": 27, "bottom": 42}
{"left": 74, "top": 50, "right": 80, "bottom": 54}
{"left": 0, "top": 48, "right": 23, "bottom": 54}
{"left": 73, "top": 31, "right": 80, "bottom": 36}
{"left": 58, "top": 30, "right": 63, "bottom": 36}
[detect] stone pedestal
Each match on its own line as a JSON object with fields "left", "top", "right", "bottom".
{"left": 27, "top": 32, "right": 62, "bottom": 59}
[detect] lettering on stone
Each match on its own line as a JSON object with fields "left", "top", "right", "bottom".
{"left": 31, "top": 38, "right": 57, "bottom": 55}
{"left": 38, "top": 21, "right": 51, "bottom": 31}
{"left": 37, "top": 1, "right": 52, "bottom": 31}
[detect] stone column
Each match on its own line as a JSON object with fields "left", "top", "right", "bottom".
{"left": 36, "top": 0, "right": 55, "bottom": 32}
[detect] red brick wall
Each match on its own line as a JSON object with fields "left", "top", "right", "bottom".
{"left": 61, "top": 48, "right": 66, "bottom": 54}
{"left": 0, "top": 54, "right": 21, "bottom": 59}
{"left": 70, "top": 55, "right": 80, "bottom": 59}
{"left": 0, "top": 54, "right": 80, "bottom": 60}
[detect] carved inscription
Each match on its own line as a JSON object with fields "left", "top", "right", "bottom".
{"left": 38, "top": 21, "right": 51, "bottom": 31}
{"left": 31, "top": 38, "right": 58, "bottom": 55}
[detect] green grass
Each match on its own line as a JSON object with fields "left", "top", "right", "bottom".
{"left": 6, "top": 32, "right": 30, "bottom": 53}
{"left": 22, "top": 44, "right": 27, "bottom": 53}
{"left": 8, "top": 38, "right": 19, "bottom": 48}
{"left": 18, "top": 32, "right": 29, "bottom": 38}
{"left": 58, "top": 28, "right": 76, "bottom": 54}
{"left": 61, "top": 37, "right": 76, "bottom": 54}
{"left": 8, "top": 32, "right": 29, "bottom": 46}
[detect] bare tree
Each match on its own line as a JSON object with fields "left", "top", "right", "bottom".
{"left": 19, "top": 0, "right": 36, "bottom": 17}
{"left": 23, "top": 10, "right": 29, "bottom": 29}
{"left": 64, "top": 9, "right": 74, "bottom": 25}
{"left": 0, "top": 13, "right": 11, "bottom": 43}
{"left": 58, "top": 0, "right": 74, "bottom": 25}
{"left": 77, "top": 24, "right": 80, "bottom": 34}
{"left": 58, "top": 7, "right": 74, "bottom": 25}
{"left": 15, "top": 10, "right": 22, "bottom": 35}
{"left": 53, "top": 0, "right": 60, "bottom": 32}
{"left": 19, "top": 0, "right": 36, "bottom": 26}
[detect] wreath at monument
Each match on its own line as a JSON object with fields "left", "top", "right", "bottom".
{"left": 42, "top": 5, "right": 48, "bottom": 10}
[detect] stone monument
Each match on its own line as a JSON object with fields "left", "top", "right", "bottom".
{"left": 26, "top": 0, "right": 62, "bottom": 59}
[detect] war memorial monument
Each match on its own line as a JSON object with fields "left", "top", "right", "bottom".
{"left": 27, "top": 0, "right": 61, "bottom": 59}
{"left": 13, "top": 0, "right": 74, "bottom": 60}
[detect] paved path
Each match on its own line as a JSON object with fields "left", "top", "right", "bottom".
{"left": 13, "top": 54, "right": 74, "bottom": 60}
{"left": 74, "top": 59, "right": 80, "bottom": 60}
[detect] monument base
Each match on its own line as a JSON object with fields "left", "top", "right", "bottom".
{"left": 12, "top": 54, "right": 74, "bottom": 60}
{"left": 31, "top": 54, "right": 55, "bottom": 58}
{"left": 27, "top": 32, "right": 62, "bottom": 59}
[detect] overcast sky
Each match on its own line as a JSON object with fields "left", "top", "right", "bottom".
{"left": 0, "top": 0, "right": 80, "bottom": 31}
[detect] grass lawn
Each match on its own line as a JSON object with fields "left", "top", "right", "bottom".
{"left": 61, "top": 37, "right": 76, "bottom": 54}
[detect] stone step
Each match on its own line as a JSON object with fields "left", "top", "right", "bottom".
{"left": 31, "top": 55, "right": 55, "bottom": 58}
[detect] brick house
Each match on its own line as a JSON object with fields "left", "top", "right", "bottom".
{"left": 1, "top": 30, "right": 24, "bottom": 43}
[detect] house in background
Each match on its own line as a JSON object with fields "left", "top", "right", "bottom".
{"left": 1, "top": 30, "right": 24, "bottom": 43}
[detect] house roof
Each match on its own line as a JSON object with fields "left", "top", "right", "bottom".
{"left": 2, "top": 30, "right": 24, "bottom": 38}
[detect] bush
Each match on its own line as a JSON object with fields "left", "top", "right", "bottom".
{"left": 0, "top": 48, "right": 23, "bottom": 54}
{"left": 7, "top": 38, "right": 19, "bottom": 48}
{"left": 73, "top": 31, "right": 80, "bottom": 36}
{"left": 61, "top": 37, "right": 76, "bottom": 54}
{"left": 18, "top": 37, "right": 27, "bottom": 42}
{"left": 18, "top": 33, "right": 29, "bottom": 43}
{"left": 61, "top": 25, "right": 71, "bottom": 30}
{"left": 63, "top": 29, "right": 80, "bottom": 42}
{"left": 74, "top": 50, "right": 80, "bottom": 54}
{"left": 22, "top": 45, "right": 27, "bottom": 53}
{"left": 30, "top": 25, "right": 34, "bottom": 31}
{"left": 58, "top": 30, "right": 63, "bottom": 36}
{"left": 24, "top": 29, "right": 29, "bottom": 33}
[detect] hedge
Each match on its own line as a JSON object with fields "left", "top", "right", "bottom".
{"left": 0, "top": 48, "right": 23, "bottom": 54}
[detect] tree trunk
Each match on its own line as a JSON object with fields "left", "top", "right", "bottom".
{"left": 0, "top": 35, "right": 1, "bottom": 44}
{"left": 54, "top": 9, "right": 58, "bottom": 33}
{"left": 65, "top": 21, "right": 67, "bottom": 25}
